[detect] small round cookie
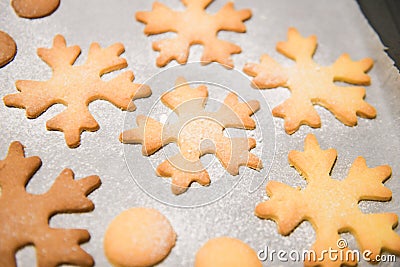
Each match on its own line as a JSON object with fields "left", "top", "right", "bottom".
{"left": 11, "top": 0, "right": 60, "bottom": 19}
{"left": 195, "top": 237, "right": 262, "bottom": 267}
{"left": 104, "top": 207, "right": 176, "bottom": 267}
{"left": 0, "top": 31, "right": 17, "bottom": 67}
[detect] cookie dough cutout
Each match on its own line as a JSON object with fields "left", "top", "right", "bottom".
{"left": 11, "top": 0, "right": 60, "bottom": 18}
{"left": 104, "top": 207, "right": 176, "bottom": 267}
{"left": 243, "top": 27, "right": 375, "bottom": 134}
{"left": 0, "top": 31, "right": 17, "bottom": 67}
{"left": 136, "top": 0, "right": 252, "bottom": 68}
{"left": 120, "top": 77, "right": 262, "bottom": 194}
{"left": 195, "top": 237, "right": 261, "bottom": 267}
{"left": 0, "top": 141, "right": 101, "bottom": 267}
{"left": 3, "top": 34, "right": 151, "bottom": 148}
{"left": 255, "top": 134, "right": 400, "bottom": 266}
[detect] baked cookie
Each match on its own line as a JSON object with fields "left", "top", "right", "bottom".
{"left": 195, "top": 237, "right": 261, "bottom": 267}
{"left": 244, "top": 27, "right": 376, "bottom": 134}
{"left": 0, "top": 141, "right": 101, "bottom": 267}
{"left": 120, "top": 77, "right": 262, "bottom": 194}
{"left": 11, "top": 0, "right": 60, "bottom": 18}
{"left": 0, "top": 31, "right": 17, "bottom": 67}
{"left": 104, "top": 207, "right": 176, "bottom": 267}
{"left": 4, "top": 35, "right": 151, "bottom": 148}
{"left": 255, "top": 134, "right": 400, "bottom": 266}
{"left": 136, "top": 0, "right": 251, "bottom": 68}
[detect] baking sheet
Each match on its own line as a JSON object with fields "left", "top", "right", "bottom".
{"left": 1, "top": 0, "right": 399, "bottom": 266}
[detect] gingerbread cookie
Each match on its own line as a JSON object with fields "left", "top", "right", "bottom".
{"left": 4, "top": 35, "right": 151, "bottom": 148}
{"left": 244, "top": 27, "right": 376, "bottom": 134}
{"left": 11, "top": 0, "right": 60, "bottom": 18}
{"left": 195, "top": 237, "right": 261, "bottom": 267}
{"left": 120, "top": 77, "right": 262, "bottom": 194}
{"left": 0, "top": 141, "right": 101, "bottom": 267}
{"left": 255, "top": 134, "right": 400, "bottom": 266}
{"left": 136, "top": 0, "right": 251, "bottom": 68}
{"left": 104, "top": 207, "right": 176, "bottom": 267}
{"left": 0, "top": 31, "right": 17, "bottom": 67}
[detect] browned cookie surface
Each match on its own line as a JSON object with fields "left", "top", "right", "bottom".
{"left": 11, "top": 0, "right": 60, "bottom": 18}
{"left": 0, "top": 141, "right": 101, "bottom": 267}
{"left": 0, "top": 31, "right": 17, "bottom": 67}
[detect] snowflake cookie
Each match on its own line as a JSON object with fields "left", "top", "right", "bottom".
{"left": 120, "top": 77, "right": 262, "bottom": 194}
{"left": 255, "top": 134, "right": 400, "bottom": 267}
{"left": 3, "top": 35, "right": 151, "bottom": 148}
{"left": 0, "top": 141, "right": 101, "bottom": 267}
{"left": 244, "top": 27, "right": 376, "bottom": 134}
{"left": 136, "top": 0, "right": 252, "bottom": 68}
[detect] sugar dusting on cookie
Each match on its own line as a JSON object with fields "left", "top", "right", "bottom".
{"left": 104, "top": 207, "right": 176, "bottom": 267}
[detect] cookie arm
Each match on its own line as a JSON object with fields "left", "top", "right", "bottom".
{"left": 4, "top": 36, "right": 75, "bottom": 117}
{"left": 43, "top": 169, "right": 100, "bottom": 213}
{"left": 156, "top": 155, "right": 210, "bottom": 195}
{"left": 272, "top": 94, "right": 321, "bottom": 134}
{"left": 332, "top": 54, "right": 373, "bottom": 85}
{"left": 304, "top": 230, "right": 358, "bottom": 267}
{"left": 46, "top": 104, "right": 99, "bottom": 148}
{"left": 36, "top": 169, "right": 100, "bottom": 267}
{"left": 347, "top": 213, "right": 400, "bottom": 262}
{"left": 243, "top": 54, "right": 288, "bottom": 89}
{"left": 200, "top": 2, "right": 250, "bottom": 67}
{"left": 201, "top": 38, "right": 241, "bottom": 68}
{"left": 84, "top": 42, "right": 127, "bottom": 75}
{"left": 94, "top": 71, "right": 151, "bottom": 111}
{"left": 214, "top": 2, "right": 251, "bottom": 32}
{"left": 0, "top": 142, "right": 41, "bottom": 196}
{"left": 136, "top": 2, "right": 179, "bottom": 35}
{"left": 277, "top": 27, "right": 317, "bottom": 61}
{"left": 4, "top": 80, "right": 62, "bottom": 118}
{"left": 216, "top": 93, "right": 259, "bottom": 130}
{"left": 152, "top": 37, "right": 191, "bottom": 67}
{"left": 35, "top": 228, "right": 94, "bottom": 267}
{"left": 120, "top": 115, "right": 170, "bottom": 156}
{"left": 344, "top": 157, "right": 392, "bottom": 201}
{"left": 315, "top": 85, "right": 376, "bottom": 126}
{"left": 255, "top": 181, "right": 305, "bottom": 236}
{"left": 288, "top": 134, "right": 337, "bottom": 183}
{"left": 161, "top": 77, "right": 208, "bottom": 113}
{"left": 215, "top": 137, "right": 262, "bottom": 175}
{"left": 38, "top": 35, "right": 81, "bottom": 70}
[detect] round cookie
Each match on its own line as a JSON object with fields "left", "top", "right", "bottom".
{"left": 195, "top": 237, "right": 262, "bottom": 267}
{"left": 11, "top": 0, "right": 60, "bottom": 19}
{"left": 0, "top": 31, "right": 16, "bottom": 68}
{"left": 104, "top": 207, "right": 176, "bottom": 267}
